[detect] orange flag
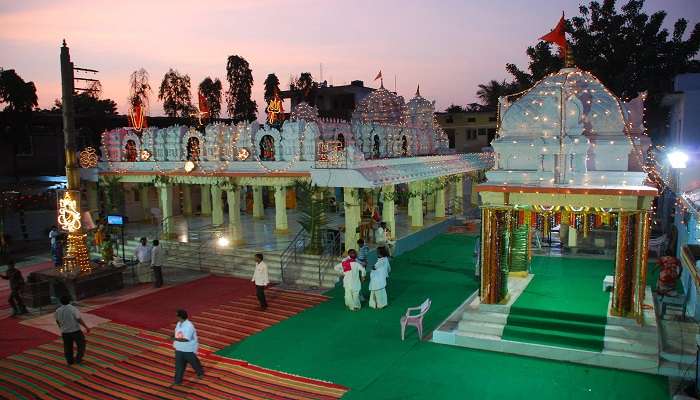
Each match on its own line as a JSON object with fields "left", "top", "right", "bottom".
{"left": 540, "top": 13, "right": 567, "bottom": 58}
{"left": 374, "top": 70, "right": 382, "bottom": 81}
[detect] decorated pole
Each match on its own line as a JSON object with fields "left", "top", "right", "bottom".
{"left": 59, "top": 41, "right": 91, "bottom": 273}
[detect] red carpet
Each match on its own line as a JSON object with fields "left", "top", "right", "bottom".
{"left": 159, "top": 288, "right": 330, "bottom": 350}
{"left": 90, "top": 275, "right": 256, "bottom": 330}
{"left": 0, "top": 322, "right": 347, "bottom": 399}
{"left": 0, "top": 317, "right": 57, "bottom": 358}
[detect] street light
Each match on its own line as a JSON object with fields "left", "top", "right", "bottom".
{"left": 668, "top": 150, "right": 689, "bottom": 169}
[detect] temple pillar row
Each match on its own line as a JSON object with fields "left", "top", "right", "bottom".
{"left": 408, "top": 181, "right": 423, "bottom": 228}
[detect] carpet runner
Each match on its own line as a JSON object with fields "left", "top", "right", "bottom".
{"left": 501, "top": 257, "right": 612, "bottom": 352}
{"left": 0, "top": 321, "right": 347, "bottom": 399}
{"left": 158, "top": 288, "right": 329, "bottom": 351}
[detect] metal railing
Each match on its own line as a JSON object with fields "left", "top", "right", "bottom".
{"left": 316, "top": 229, "right": 342, "bottom": 287}
{"left": 280, "top": 230, "right": 308, "bottom": 283}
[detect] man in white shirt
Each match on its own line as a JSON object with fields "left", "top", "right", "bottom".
{"left": 55, "top": 295, "right": 90, "bottom": 365}
{"left": 251, "top": 253, "right": 269, "bottom": 310}
{"left": 334, "top": 249, "right": 366, "bottom": 311}
{"left": 171, "top": 309, "right": 204, "bottom": 385}
{"left": 151, "top": 240, "right": 164, "bottom": 288}
{"left": 133, "top": 237, "right": 152, "bottom": 283}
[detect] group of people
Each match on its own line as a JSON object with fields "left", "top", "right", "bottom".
{"left": 334, "top": 240, "right": 392, "bottom": 311}
{"left": 133, "top": 237, "right": 165, "bottom": 287}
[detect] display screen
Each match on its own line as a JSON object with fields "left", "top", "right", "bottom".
{"left": 107, "top": 215, "right": 124, "bottom": 225}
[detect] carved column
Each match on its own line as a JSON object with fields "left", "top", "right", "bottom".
{"left": 408, "top": 181, "right": 424, "bottom": 228}
{"left": 435, "top": 183, "right": 446, "bottom": 220}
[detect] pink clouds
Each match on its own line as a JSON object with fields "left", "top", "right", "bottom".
{"left": 1, "top": 0, "right": 698, "bottom": 118}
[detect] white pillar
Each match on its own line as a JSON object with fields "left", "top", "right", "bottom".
{"left": 226, "top": 186, "right": 243, "bottom": 244}
{"left": 253, "top": 186, "right": 264, "bottom": 219}
{"left": 182, "top": 184, "right": 192, "bottom": 216}
{"left": 211, "top": 185, "right": 224, "bottom": 225}
{"left": 201, "top": 184, "right": 212, "bottom": 216}
{"left": 157, "top": 183, "right": 173, "bottom": 237}
{"left": 344, "top": 187, "right": 360, "bottom": 253}
{"left": 274, "top": 186, "right": 288, "bottom": 233}
{"left": 382, "top": 184, "right": 396, "bottom": 235}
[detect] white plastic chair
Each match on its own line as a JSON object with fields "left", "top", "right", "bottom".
{"left": 400, "top": 298, "right": 431, "bottom": 340}
{"left": 648, "top": 234, "right": 666, "bottom": 258}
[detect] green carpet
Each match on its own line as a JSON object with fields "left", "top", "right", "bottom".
{"left": 501, "top": 257, "right": 613, "bottom": 351}
{"left": 217, "top": 234, "right": 668, "bottom": 399}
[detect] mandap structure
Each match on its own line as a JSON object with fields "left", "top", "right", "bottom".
{"left": 80, "top": 85, "right": 493, "bottom": 252}
{"left": 478, "top": 66, "right": 656, "bottom": 320}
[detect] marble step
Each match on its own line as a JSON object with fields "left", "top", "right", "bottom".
{"left": 461, "top": 311, "right": 508, "bottom": 325}
{"left": 605, "top": 324, "right": 658, "bottom": 341}
{"left": 457, "top": 320, "right": 505, "bottom": 337}
{"left": 604, "top": 335, "right": 658, "bottom": 355}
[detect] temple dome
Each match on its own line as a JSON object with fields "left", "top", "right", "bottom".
{"left": 352, "top": 86, "right": 406, "bottom": 124}
{"left": 290, "top": 102, "right": 319, "bottom": 122}
{"left": 499, "top": 68, "right": 627, "bottom": 138}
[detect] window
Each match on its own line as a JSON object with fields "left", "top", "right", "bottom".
{"left": 446, "top": 115, "right": 454, "bottom": 123}
{"left": 467, "top": 117, "right": 476, "bottom": 123}
{"left": 445, "top": 129, "right": 455, "bottom": 149}
{"left": 467, "top": 129, "right": 478, "bottom": 140}
{"left": 478, "top": 128, "right": 487, "bottom": 136}
{"left": 489, "top": 117, "right": 497, "bottom": 122}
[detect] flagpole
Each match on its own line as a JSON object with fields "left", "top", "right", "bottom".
{"left": 394, "top": 75, "right": 397, "bottom": 93}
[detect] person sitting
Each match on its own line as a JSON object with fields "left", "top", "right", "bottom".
{"left": 655, "top": 250, "right": 680, "bottom": 296}
{"left": 334, "top": 249, "right": 366, "bottom": 311}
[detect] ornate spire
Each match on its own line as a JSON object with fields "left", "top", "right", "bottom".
{"left": 416, "top": 84, "right": 421, "bottom": 97}
{"left": 564, "top": 44, "right": 575, "bottom": 68}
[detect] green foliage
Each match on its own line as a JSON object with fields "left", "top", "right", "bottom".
{"left": 158, "top": 69, "right": 194, "bottom": 118}
{"left": 128, "top": 68, "right": 152, "bottom": 108}
{"left": 482, "top": 0, "right": 700, "bottom": 138}
{"left": 445, "top": 104, "right": 466, "bottom": 113}
{"left": 290, "top": 72, "right": 317, "bottom": 105}
{"left": 225, "top": 55, "right": 258, "bottom": 122}
{"left": 264, "top": 73, "right": 281, "bottom": 103}
{"left": 0, "top": 69, "right": 37, "bottom": 113}
{"left": 153, "top": 175, "right": 171, "bottom": 186}
{"left": 476, "top": 80, "right": 519, "bottom": 111}
{"left": 198, "top": 77, "right": 223, "bottom": 119}
{"left": 99, "top": 176, "right": 123, "bottom": 213}
{"left": 295, "top": 181, "right": 328, "bottom": 255}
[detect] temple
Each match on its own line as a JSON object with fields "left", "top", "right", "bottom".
{"left": 80, "top": 85, "right": 492, "bottom": 285}
{"left": 433, "top": 66, "right": 661, "bottom": 372}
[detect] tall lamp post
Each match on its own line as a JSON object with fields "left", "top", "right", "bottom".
{"left": 59, "top": 40, "right": 91, "bottom": 273}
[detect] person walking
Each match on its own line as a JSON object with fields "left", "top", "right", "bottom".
{"left": 55, "top": 295, "right": 89, "bottom": 365}
{"left": 151, "top": 240, "right": 164, "bottom": 288}
{"left": 334, "top": 249, "right": 366, "bottom": 311}
{"left": 49, "top": 226, "right": 59, "bottom": 248}
{"left": 252, "top": 253, "right": 269, "bottom": 310}
{"left": 133, "top": 237, "right": 152, "bottom": 283}
{"left": 1, "top": 261, "right": 28, "bottom": 316}
{"left": 171, "top": 309, "right": 204, "bottom": 385}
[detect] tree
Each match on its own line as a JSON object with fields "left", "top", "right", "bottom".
{"left": 476, "top": 80, "right": 519, "bottom": 111}
{"left": 158, "top": 69, "right": 193, "bottom": 118}
{"left": 294, "top": 181, "right": 329, "bottom": 255}
{"left": 263, "top": 73, "right": 280, "bottom": 103}
{"left": 0, "top": 69, "right": 37, "bottom": 180}
{"left": 445, "top": 104, "right": 466, "bottom": 113}
{"left": 291, "top": 72, "right": 316, "bottom": 104}
{"left": 0, "top": 69, "right": 37, "bottom": 112}
{"left": 225, "top": 55, "right": 257, "bottom": 122}
{"left": 488, "top": 0, "right": 700, "bottom": 138}
{"left": 128, "top": 68, "right": 152, "bottom": 109}
{"left": 465, "top": 103, "right": 487, "bottom": 112}
{"left": 198, "top": 77, "right": 222, "bottom": 119}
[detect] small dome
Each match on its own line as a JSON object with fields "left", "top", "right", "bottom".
{"left": 499, "top": 68, "right": 627, "bottom": 138}
{"left": 405, "top": 86, "right": 435, "bottom": 127}
{"left": 352, "top": 86, "right": 406, "bottom": 124}
{"left": 290, "top": 102, "right": 319, "bottom": 122}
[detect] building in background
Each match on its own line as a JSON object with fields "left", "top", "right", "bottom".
{"left": 280, "top": 80, "right": 374, "bottom": 120}
{"left": 434, "top": 111, "right": 497, "bottom": 153}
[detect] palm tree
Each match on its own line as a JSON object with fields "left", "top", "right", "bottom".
{"left": 476, "top": 80, "right": 518, "bottom": 111}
